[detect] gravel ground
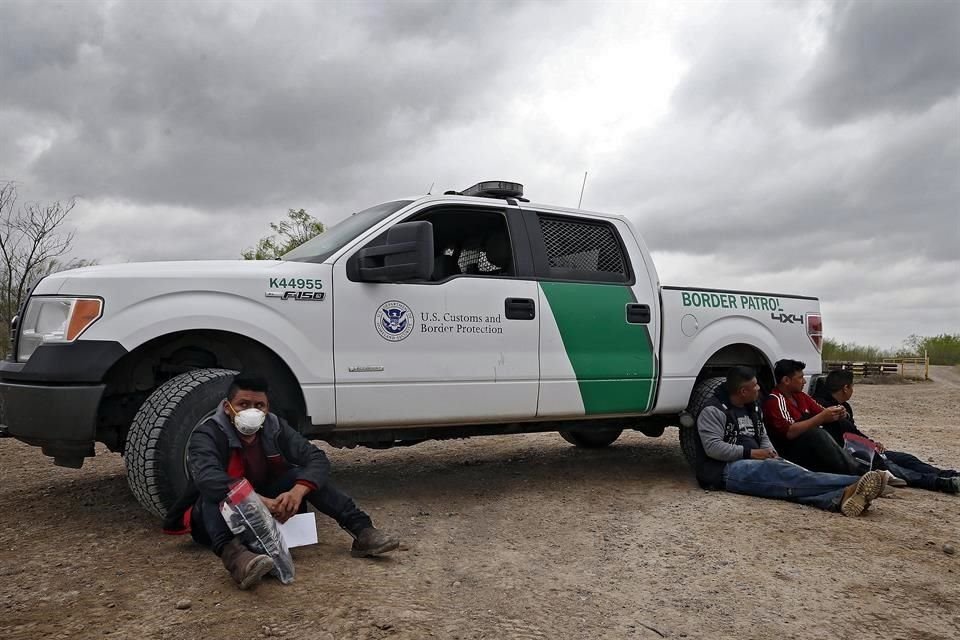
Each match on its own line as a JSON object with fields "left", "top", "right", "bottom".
{"left": 2, "top": 370, "right": 958, "bottom": 640}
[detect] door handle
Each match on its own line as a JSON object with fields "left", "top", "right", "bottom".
{"left": 626, "top": 303, "right": 651, "bottom": 324}
{"left": 505, "top": 298, "right": 536, "bottom": 320}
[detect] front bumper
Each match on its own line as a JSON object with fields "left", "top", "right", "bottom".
{"left": 0, "top": 340, "right": 126, "bottom": 466}
{"left": 0, "top": 381, "right": 104, "bottom": 464}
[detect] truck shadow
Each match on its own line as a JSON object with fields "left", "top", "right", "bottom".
{"left": 3, "top": 432, "right": 695, "bottom": 536}
{"left": 329, "top": 433, "right": 694, "bottom": 502}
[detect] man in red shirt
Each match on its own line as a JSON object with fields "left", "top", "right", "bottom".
{"left": 763, "top": 359, "right": 860, "bottom": 475}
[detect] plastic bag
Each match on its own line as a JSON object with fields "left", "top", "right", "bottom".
{"left": 843, "top": 433, "right": 878, "bottom": 471}
{"left": 220, "top": 479, "right": 295, "bottom": 584}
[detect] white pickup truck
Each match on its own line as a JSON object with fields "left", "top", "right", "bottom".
{"left": 0, "top": 181, "right": 824, "bottom": 516}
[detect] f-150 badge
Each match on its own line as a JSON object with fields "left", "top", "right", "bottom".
{"left": 265, "top": 291, "right": 326, "bottom": 301}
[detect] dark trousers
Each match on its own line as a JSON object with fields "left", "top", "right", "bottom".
{"left": 777, "top": 428, "right": 861, "bottom": 475}
{"left": 191, "top": 470, "right": 373, "bottom": 555}
{"left": 884, "top": 450, "right": 957, "bottom": 490}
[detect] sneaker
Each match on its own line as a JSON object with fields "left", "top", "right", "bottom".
{"left": 351, "top": 527, "right": 400, "bottom": 557}
{"left": 882, "top": 470, "right": 908, "bottom": 487}
{"left": 840, "top": 470, "right": 885, "bottom": 517}
{"left": 935, "top": 477, "right": 960, "bottom": 494}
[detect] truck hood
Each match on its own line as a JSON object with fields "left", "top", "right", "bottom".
{"left": 34, "top": 260, "right": 289, "bottom": 295}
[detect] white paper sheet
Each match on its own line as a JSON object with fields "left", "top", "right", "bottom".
{"left": 278, "top": 512, "right": 318, "bottom": 548}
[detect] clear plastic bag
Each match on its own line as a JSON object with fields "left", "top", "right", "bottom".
{"left": 220, "top": 479, "right": 295, "bottom": 584}
{"left": 843, "top": 433, "right": 878, "bottom": 471}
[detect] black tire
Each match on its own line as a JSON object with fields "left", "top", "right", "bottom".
{"left": 560, "top": 428, "right": 623, "bottom": 448}
{"left": 678, "top": 376, "right": 724, "bottom": 468}
{"left": 124, "top": 368, "right": 236, "bottom": 517}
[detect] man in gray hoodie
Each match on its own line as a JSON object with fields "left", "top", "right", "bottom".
{"left": 695, "top": 366, "right": 888, "bottom": 516}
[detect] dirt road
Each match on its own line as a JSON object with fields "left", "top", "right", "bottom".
{"left": 929, "top": 365, "right": 960, "bottom": 387}
{"left": 2, "top": 379, "right": 958, "bottom": 640}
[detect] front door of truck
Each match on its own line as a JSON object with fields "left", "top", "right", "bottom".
{"left": 331, "top": 203, "right": 540, "bottom": 427}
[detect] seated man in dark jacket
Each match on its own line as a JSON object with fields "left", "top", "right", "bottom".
{"left": 164, "top": 376, "right": 399, "bottom": 589}
{"left": 696, "top": 366, "right": 889, "bottom": 517}
{"left": 814, "top": 369, "right": 959, "bottom": 494}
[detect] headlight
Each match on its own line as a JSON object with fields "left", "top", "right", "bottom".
{"left": 17, "top": 297, "right": 103, "bottom": 362}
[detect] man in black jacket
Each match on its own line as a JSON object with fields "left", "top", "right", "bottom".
{"left": 164, "top": 376, "right": 400, "bottom": 589}
{"left": 695, "top": 366, "right": 888, "bottom": 516}
{"left": 814, "top": 369, "right": 959, "bottom": 494}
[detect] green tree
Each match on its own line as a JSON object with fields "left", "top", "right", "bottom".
{"left": 242, "top": 208, "right": 324, "bottom": 260}
{"left": 902, "top": 333, "right": 960, "bottom": 365}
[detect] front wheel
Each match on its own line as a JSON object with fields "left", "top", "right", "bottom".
{"left": 124, "top": 368, "right": 236, "bottom": 517}
{"left": 560, "top": 428, "right": 623, "bottom": 448}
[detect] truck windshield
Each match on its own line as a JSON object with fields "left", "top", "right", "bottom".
{"left": 282, "top": 200, "right": 413, "bottom": 263}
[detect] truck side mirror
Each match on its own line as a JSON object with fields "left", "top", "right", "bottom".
{"left": 354, "top": 221, "right": 434, "bottom": 282}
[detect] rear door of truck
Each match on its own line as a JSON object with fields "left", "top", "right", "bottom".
{"left": 519, "top": 207, "right": 661, "bottom": 418}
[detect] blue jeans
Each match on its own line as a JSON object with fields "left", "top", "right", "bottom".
{"left": 723, "top": 458, "right": 861, "bottom": 512}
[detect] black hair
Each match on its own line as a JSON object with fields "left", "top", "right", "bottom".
{"left": 774, "top": 359, "right": 806, "bottom": 383}
{"left": 228, "top": 375, "right": 270, "bottom": 400}
{"left": 725, "top": 366, "right": 757, "bottom": 394}
{"left": 825, "top": 369, "right": 854, "bottom": 393}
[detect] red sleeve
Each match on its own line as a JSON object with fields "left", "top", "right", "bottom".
{"left": 295, "top": 479, "right": 317, "bottom": 492}
{"left": 763, "top": 393, "right": 794, "bottom": 437}
{"left": 802, "top": 393, "right": 825, "bottom": 414}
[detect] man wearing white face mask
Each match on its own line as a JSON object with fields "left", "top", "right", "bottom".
{"left": 164, "top": 376, "right": 400, "bottom": 589}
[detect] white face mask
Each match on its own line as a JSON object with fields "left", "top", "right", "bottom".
{"left": 229, "top": 404, "right": 266, "bottom": 435}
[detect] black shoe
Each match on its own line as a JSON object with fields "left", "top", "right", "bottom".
{"left": 351, "top": 527, "right": 400, "bottom": 557}
{"left": 935, "top": 477, "right": 960, "bottom": 494}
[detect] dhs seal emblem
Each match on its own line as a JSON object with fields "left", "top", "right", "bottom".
{"left": 375, "top": 301, "right": 414, "bottom": 342}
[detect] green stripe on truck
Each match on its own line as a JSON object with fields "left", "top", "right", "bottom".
{"left": 539, "top": 282, "right": 656, "bottom": 415}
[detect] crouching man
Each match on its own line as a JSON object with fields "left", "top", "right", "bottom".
{"left": 695, "top": 366, "right": 888, "bottom": 517}
{"left": 164, "top": 376, "right": 400, "bottom": 589}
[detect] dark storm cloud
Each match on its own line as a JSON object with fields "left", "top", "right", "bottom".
{"left": 0, "top": 0, "right": 955, "bottom": 346}
{"left": 800, "top": 0, "right": 960, "bottom": 126}
{"left": 0, "top": 0, "right": 554, "bottom": 208}
{"left": 616, "top": 98, "right": 960, "bottom": 271}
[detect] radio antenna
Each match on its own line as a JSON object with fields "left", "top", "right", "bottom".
{"left": 577, "top": 171, "right": 588, "bottom": 208}
{"left": 427, "top": 181, "right": 435, "bottom": 195}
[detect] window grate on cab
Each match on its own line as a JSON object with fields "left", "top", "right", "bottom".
{"left": 538, "top": 216, "right": 627, "bottom": 275}
{"left": 457, "top": 245, "right": 500, "bottom": 274}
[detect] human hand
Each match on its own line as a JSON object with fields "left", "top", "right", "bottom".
{"left": 272, "top": 487, "right": 307, "bottom": 523}
{"left": 259, "top": 495, "right": 278, "bottom": 513}
{"left": 821, "top": 406, "right": 845, "bottom": 423}
{"left": 751, "top": 448, "right": 778, "bottom": 460}
{"left": 874, "top": 441, "right": 886, "bottom": 453}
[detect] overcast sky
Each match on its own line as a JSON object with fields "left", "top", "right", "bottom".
{"left": 1, "top": 0, "right": 957, "bottom": 348}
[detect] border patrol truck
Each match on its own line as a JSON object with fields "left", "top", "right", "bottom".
{"left": 0, "top": 181, "right": 824, "bottom": 516}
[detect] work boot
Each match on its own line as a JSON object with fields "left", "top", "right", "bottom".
{"left": 220, "top": 539, "right": 275, "bottom": 590}
{"left": 351, "top": 527, "right": 400, "bottom": 557}
{"left": 840, "top": 470, "right": 886, "bottom": 517}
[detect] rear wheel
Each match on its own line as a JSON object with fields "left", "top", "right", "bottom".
{"left": 124, "top": 368, "right": 236, "bottom": 517}
{"left": 678, "top": 377, "right": 724, "bottom": 468}
{"left": 560, "top": 428, "right": 623, "bottom": 448}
